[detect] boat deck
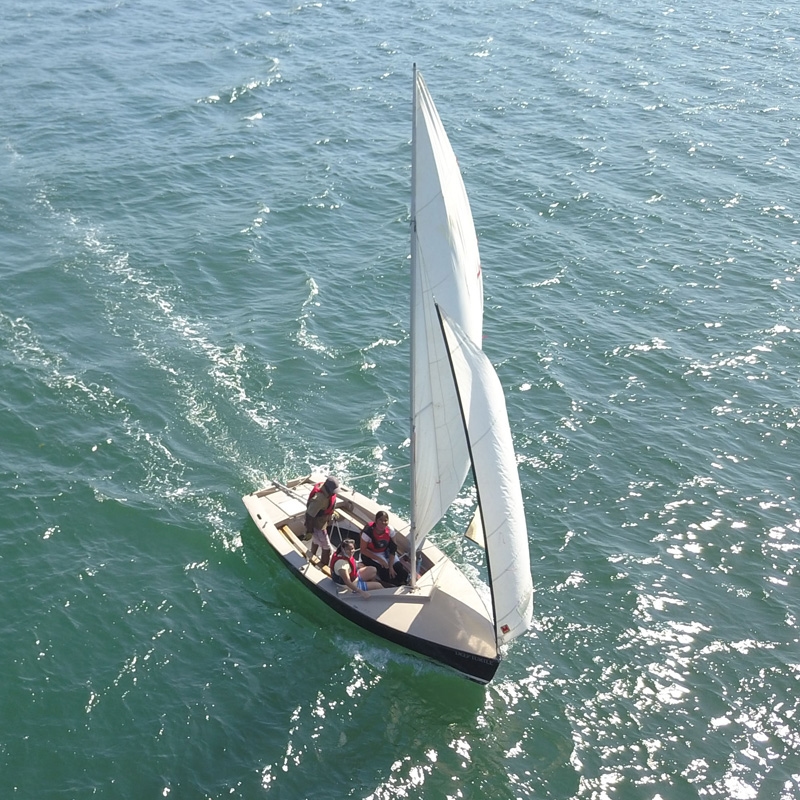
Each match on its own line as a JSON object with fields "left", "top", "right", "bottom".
{"left": 243, "top": 476, "right": 500, "bottom": 681}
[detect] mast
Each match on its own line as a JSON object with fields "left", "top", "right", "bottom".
{"left": 408, "top": 63, "right": 419, "bottom": 588}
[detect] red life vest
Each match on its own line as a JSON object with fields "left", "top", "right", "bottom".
{"left": 308, "top": 482, "right": 336, "bottom": 516}
{"left": 330, "top": 551, "right": 356, "bottom": 583}
{"left": 362, "top": 521, "right": 391, "bottom": 555}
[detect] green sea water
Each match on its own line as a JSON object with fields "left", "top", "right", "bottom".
{"left": 1, "top": 1, "right": 799, "bottom": 797}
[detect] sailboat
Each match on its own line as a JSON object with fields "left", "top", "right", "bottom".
{"left": 242, "top": 67, "right": 533, "bottom": 683}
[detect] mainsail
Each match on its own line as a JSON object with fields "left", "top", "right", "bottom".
{"left": 410, "top": 68, "right": 484, "bottom": 547}
{"left": 438, "top": 308, "right": 534, "bottom": 644}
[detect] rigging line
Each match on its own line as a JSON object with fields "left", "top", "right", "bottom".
{"left": 345, "top": 463, "right": 410, "bottom": 482}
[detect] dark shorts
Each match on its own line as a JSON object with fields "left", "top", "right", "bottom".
{"left": 361, "top": 554, "right": 409, "bottom": 586}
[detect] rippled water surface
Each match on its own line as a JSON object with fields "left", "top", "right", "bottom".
{"left": 1, "top": 1, "right": 799, "bottom": 797}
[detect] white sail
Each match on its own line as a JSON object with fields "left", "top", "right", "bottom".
{"left": 411, "top": 69, "right": 484, "bottom": 544}
{"left": 465, "top": 508, "right": 486, "bottom": 549}
{"left": 439, "top": 308, "right": 533, "bottom": 645}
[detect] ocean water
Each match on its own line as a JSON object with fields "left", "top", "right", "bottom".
{"left": 1, "top": 0, "right": 799, "bottom": 797}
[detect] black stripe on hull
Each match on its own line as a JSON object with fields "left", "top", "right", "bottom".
{"left": 280, "top": 554, "right": 500, "bottom": 685}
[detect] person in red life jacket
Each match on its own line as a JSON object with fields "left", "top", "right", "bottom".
{"left": 305, "top": 476, "right": 340, "bottom": 568}
{"left": 330, "top": 539, "right": 382, "bottom": 597}
{"left": 360, "top": 510, "right": 409, "bottom": 586}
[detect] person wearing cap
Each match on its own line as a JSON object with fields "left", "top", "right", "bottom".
{"left": 304, "top": 476, "right": 340, "bottom": 568}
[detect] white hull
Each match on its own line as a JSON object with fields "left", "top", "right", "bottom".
{"left": 243, "top": 476, "right": 500, "bottom": 683}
